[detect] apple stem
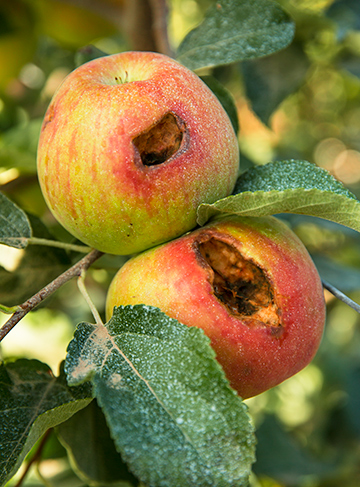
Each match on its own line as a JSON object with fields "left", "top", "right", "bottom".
{"left": 0, "top": 249, "right": 103, "bottom": 342}
{"left": 322, "top": 279, "right": 360, "bottom": 314}
{"left": 77, "top": 270, "right": 104, "bottom": 326}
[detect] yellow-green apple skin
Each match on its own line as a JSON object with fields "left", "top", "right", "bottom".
{"left": 106, "top": 215, "right": 326, "bottom": 399}
{"left": 37, "top": 51, "right": 239, "bottom": 255}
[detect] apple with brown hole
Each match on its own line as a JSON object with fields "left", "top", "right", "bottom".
{"left": 106, "top": 215, "right": 326, "bottom": 398}
{"left": 36, "top": 51, "right": 239, "bottom": 255}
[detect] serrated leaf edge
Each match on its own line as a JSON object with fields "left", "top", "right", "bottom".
{"left": 67, "top": 321, "right": 198, "bottom": 446}
{"left": 0, "top": 192, "right": 32, "bottom": 249}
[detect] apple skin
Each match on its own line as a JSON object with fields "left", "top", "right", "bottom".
{"left": 106, "top": 215, "right": 326, "bottom": 399}
{"left": 37, "top": 51, "right": 239, "bottom": 255}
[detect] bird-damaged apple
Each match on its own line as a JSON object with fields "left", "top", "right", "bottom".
{"left": 37, "top": 51, "right": 239, "bottom": 255}
{"left": 106, "top": 215, "right": 326, "bottom": 399}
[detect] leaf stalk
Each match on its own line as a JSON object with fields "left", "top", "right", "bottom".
{"left": 322, "top": 280, "right": 360, "bottom": 314}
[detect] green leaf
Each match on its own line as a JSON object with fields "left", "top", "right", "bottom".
{"left": 241, "top": 42, "right": 309, "bottom": 125}
{"left": 0, "top": 192, "right": 31, "bottom": 248}
{"left": 200, "top": 75, "right": 239, "bottom": 133}
{"left": 176, "top": 0, "right": 295, "bottom": 70}
{"left": 197, "top": 160, "right": 360, "bottom": 233}
{"left": 0, "top": 213, "right": 71, "bottom": 307}
{"left": 57, "top": 400, "right": 137, "bottom": 486}
{"left": 0, "top": 360, "right": 92, "bottom": 486}
{"left": 65, "top": 305, "right": 256, "bottom": 487}
{"left": 234, "top": 160, "right": 356, "bottom": 194}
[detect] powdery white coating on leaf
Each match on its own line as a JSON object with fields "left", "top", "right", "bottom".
{"left": 65, "top": 305, "right": 255, "bottom": 487}
{"left": 235, "top": 160, "right": 358, "bottom": 197}
{"left": 66, "top": 323, "right": 114, "bottom": 385}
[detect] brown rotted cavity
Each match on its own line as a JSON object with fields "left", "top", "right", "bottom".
{"left": 133, "top": 112, "right": 186, "bottom": 166}
{"left": 197, "top": 236, "right": 281, "bottom": 327}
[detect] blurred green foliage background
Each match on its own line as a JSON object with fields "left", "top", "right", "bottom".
{"left": 1, "top": 0, "right": 360, "bottom": 486}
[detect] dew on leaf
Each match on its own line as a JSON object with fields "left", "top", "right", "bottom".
{"left": 64, "top": 305, "right": 256, "bottom": 486}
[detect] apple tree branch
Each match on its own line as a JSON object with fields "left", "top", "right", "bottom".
{"left": 0, "top": 249, "right": 104, "bottom": 342}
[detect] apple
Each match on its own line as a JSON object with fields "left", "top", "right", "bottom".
{"left": 106, "top": 215, "right": 326, "bottom": 399}
{"left": 37, "top": 51, "right": 239, "bottom": 255}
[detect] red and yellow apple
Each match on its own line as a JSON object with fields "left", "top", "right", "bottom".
{"left": 37, "top": 51, "right": 239, "bottom": 255}
{"left": 106, "top": 215, "right": 326, "bottom": 399}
